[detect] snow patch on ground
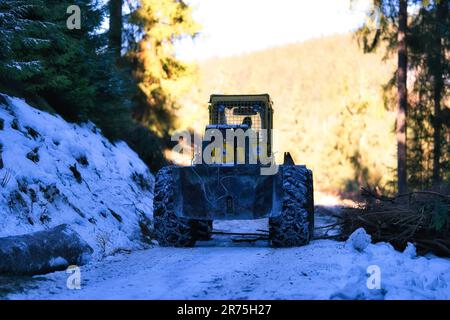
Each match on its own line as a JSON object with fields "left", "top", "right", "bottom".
{"left": 0, "top": 94, "right": 154, "bottom": 259}
{"left": 48, "top": 257, "right": 68, "bottom": 268}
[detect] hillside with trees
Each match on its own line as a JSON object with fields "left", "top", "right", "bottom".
{"left": 2, "top": 1, "right": 446, "bottom": 195}
{"left": 177, "top": 34, "right": 398, "bottom": 193}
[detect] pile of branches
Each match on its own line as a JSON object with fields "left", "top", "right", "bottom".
{"left": 338, "top": 187, "right": 450, "bottom": 257}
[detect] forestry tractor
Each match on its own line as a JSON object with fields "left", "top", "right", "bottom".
{"left": 153, "top": 94, "right": 314, "bottom": 247}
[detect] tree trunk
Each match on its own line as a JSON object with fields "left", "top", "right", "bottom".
{"left": 397, "top": 0, "right": 408, "bottom": 194}
{"left": 109, "top": 0, "right": 122, "bottom": 59}
{"left": 0, "top": 224, "right": 92, "bottom": 275}
{"left": 432, "top": 0, "right": 447, "bottom": 186}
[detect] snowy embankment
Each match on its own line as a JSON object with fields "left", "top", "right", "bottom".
{"left": 0, "top": 94, "right": 154, "bottom": 259}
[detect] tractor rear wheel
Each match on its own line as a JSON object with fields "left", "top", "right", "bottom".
{"left": 269, "top": 165, "right": 314, "bottom": 247}
{"left": 153, "top": 166, "right": 196, "bottom": 247}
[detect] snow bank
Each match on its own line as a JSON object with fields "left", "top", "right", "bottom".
{"left": 329, "top": 240, "right": 450, "bottom": 300}
{"left": 0, "top": 94, "right": 154, "bottom": 259}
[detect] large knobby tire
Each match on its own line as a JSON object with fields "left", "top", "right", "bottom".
{"left": 269, "top": 165, "right": 314, "bottom": 247}
{"left": 191, "top": 220, "right": 213, "bottom": 241}
{"left": 153, "top": 166, "right": 196, "bottom": 247}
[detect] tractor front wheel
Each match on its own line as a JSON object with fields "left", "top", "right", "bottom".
{"left": 191, "top": 220, "right": 213, "bottom": 241}
{"left": 269, "top": 165, "right": 314, "bottom": 247}
{"left": 153, "top": 166, "right": 196, "bottom": 247}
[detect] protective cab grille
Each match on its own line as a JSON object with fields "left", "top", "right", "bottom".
{"left": 210, "top": 101, "right": 265, "bottom": 132}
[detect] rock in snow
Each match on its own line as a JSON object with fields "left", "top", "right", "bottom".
{"left": 0, "top": 94, "right": 154, "bottom": 259}
{"left": 346, "top": 228, "right": 372, "bottom": 252}
{"left": 403, "top": 242, "right": 417, "bottom": 258}
{"left": 0, "top": 224, "right": 93, "bottom": 275}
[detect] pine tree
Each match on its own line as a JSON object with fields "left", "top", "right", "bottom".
{"left": 0, "top": 1, "right": 134, "bottom": 140}
{"left": 126, "top": 0, "right": 200, "bottom": 138}
{"left": 0, "top": 1, "right": 100, "bottom": 117}
{"left": 397, "top": 0, "right": 408, "bottom": 193}
{"left": 109, "top": 0, "right": 123, "bottom": 60}
{"left": 408, "top": 0, "right": 449, "bottom": 188}
{"left": 430, "top": 0, "right": 447, "bottom": 186}
{"left": 356, "top": 0, "right": 409, "bottom": 193}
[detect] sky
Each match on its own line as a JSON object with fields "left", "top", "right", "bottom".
{"left": 175, "top": 0, "right": 371, "bottom": 61}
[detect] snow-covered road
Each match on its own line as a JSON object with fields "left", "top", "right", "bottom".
{"left": 6, "top": 216, "right": 450, "bottom": 300}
